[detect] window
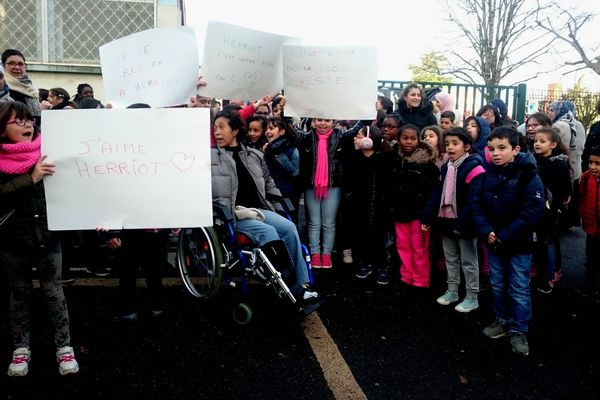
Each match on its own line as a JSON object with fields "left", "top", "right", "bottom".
{"left": 0, "top": 0, "right": 154, "bottom": 65}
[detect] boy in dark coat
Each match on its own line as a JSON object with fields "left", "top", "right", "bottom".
{"left": 472, "top": 127, "right": 545, "bottom": 356}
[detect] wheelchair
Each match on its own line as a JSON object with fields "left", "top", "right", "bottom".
{"left": 176, "top": 200, "right": 317, "bottom": 324}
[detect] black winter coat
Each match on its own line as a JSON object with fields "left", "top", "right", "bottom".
{"left": 388, "top": 142, "right": 439, "bottom": 222}
{"left": 0, "top": 172, "right": 58, "bottom": 252}
{"left": 396, "top": 99, "right": 438, "bottom": 131}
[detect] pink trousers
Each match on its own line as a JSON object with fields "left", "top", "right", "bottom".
{"left": 395, "top": 220, "right": 431, "bottom": 287}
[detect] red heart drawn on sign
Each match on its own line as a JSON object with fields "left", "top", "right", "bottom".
{"left": 171, "top": 152, "right": 196, "bottom": 172}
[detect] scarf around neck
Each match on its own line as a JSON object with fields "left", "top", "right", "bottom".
{"left": 438, "top": 153, "right": 469, "bottom": 219}
{"left": 3, "top": 73, "right": 41, "bottom": 116}
{"left": 314, "top": 129, "right": 333, "bottom": 199}
{"left": 0, "top": 135, "right": 41, "bottom": 174}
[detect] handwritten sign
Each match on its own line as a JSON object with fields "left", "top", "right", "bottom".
{"left": 99, "top": 26, "right": 199, "bottom": 108}
{"left": 41, "top": 108, "right": 212, "bottom": 230}
{"left": 282, "top": 46, "right": 378, "bottom": 119}
{"left": 200, "top": 21, "right": 300, "bottom": 100}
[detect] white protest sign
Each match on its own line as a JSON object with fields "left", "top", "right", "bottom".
{"left": 41, "top": 108, "right": 212, "bottom": 230}
{"left": 200, "top": 21, "right": 300, "bottom": 100}
{"left": 99, "top": 26, "right": 198, "bottom": 108}
{"left": 282, "top": 46, "right": 378, "bottom": 119}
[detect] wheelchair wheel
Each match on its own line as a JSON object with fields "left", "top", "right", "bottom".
{"left": 177, "top": 227, "right": 224, "bottom": 299}
{"left": 232, "top": 302, "right": 253, "bottom": 325}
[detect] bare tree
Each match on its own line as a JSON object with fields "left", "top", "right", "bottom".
{"left": 440, "top": 0, "right": 556, "bottom": 87}
{"left": 537, "top": 6, "right": 600, "bottom": 76}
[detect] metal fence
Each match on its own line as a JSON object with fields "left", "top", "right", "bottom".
{"left": 378, "top": 80, "right": 528, "bottom": 124}
{"left": 527, "top": 88, "right": 600, "bottom": 132}
{"left": 0, "top": 0, "right": 154, "bottom": 65}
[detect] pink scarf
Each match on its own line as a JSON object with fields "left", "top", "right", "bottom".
{"left": 314, "top": 129, "right": 333, "bottom": 199}
{"left": 0, "top": 135, "right": 41, "bottom": 174}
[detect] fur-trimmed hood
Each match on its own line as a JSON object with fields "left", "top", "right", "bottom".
{"left": 397, "top": 141, "right": 438, "bottom": 164}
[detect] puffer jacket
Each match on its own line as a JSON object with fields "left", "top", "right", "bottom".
{"left": 388, "top": 142, "right": 439, "bottom": 222}
{"left": 579, "top": 170, "right": 600, "bottom": 236}
{"left": 264, "top": 135, "right": 300, "bottom": 199}
{"left": 0, "top": 172, "right": 59, "bottom": 251}
{"left": 421, "top": 154, "right": 486, "bottom": 237}
{"left": 472, "top": 152, "right": 546, "bottom": 254}
{"left": 211, "top": 144, "right": 281, "bottom": 218}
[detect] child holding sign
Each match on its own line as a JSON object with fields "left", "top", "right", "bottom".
{"left": 0, "top": 101, "right": 79, "bottom": 376}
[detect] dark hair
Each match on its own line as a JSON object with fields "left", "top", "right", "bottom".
{"left": 126, "top": 103, "right": 151, "bottom": 109}
{"left": 487, "top": 126, "right": 520, "bottom": 148}
{"left": 222, "top": 103, "right": 243, "bottom": 113}
{"left": 400, "top": 83, "right": 425, "bottom": 108}
{"left": 247, "top": 115, "right": 267, "bottom": 132}
{"left": 526, "top": 112, "right": 552, "bottom": 127}
{"left": 444, "top": 127, "right": 473, "bottom": 148}
{"left": 421, "top": 125, "right": 445, "bottom": 155}
{"left": 377, "top": 95, "right": 394, "bottom": 114}
{"left": 1, "top": 49, "right": 25, "bottom": 64}
{"left": 359, "top": 125, "right": 383, "bottom": 152}
{"left": 399, "top": 123, "right": 420, "bottom": 136}
{"left": 384, "top": 113, "right": 404, "bottom": 127}
{"left": 215, "top": 109, "right": 246, "bottom": 140}
{"left": 73, "top": 83, "right": 93, "bottom": 103}
{"left": 38, "top": 88, "right": 49, "bottom": 102}
{"left": 440, "top": 110, "right": 456, "bottom": 121}
{"left": 49, "top": 87, "right": 73, "bottom": 109}
{"left": 534, "top": 127, "right": 561, "bottom": 145}
{"left": 79, "top": 97, "right": 104, "bottom": 109}
{"left": 0, "top": 101, "right": 38, "bottom": 142}
{"left": 590, "top": 145, "right": 600, "bottom": 158}
{"left": 476, "top": 104, "right": 501, "bottom": 125}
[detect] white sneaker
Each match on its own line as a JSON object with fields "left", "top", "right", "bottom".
{"left": 56, "top": 346, "right": 79, "bottom": 375}
{"left": 7, "top": 347, "right": 30, "bottom": 377}
{"left": 342, "top": 249, "right": 353, "bottom": 264}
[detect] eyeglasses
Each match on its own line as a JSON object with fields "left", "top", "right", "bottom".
{"left": 6, "top": 118, "right": 36, "bottom": 127}
{"left": 382, "top": 124, "right": 399, "bottom": 129}
{"left": 5, "top": 61, "right": 25, "bottom": 68}
{"left": 526, "top": 123, "right": 540, "bottom": 129}
{"left": 254, "top": 111, "right": 269, "bottom": 116}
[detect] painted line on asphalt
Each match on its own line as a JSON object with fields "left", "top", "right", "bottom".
{"left": 301, "top": 312, "right": 367, "bottom": 400}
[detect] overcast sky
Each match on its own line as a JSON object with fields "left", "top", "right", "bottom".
{"left": 184, "top": 0, "right": 600, "bottom": 90}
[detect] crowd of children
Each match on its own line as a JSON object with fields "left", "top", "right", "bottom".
{"left": 2, "top": 46, "right": 600, "bottom": 377}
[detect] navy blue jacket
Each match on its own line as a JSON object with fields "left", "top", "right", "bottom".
{"left": 264, "top": 135, "right": 300, "bottom": 200}
{"left": 472, "top": 152, "right": 546, "bottom": 254}
{"left": 421, "top": 155, "right": 486, "bottom": 237}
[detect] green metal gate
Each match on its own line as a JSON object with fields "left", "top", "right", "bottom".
{"left": 377, "top": 80, "right": 527, "bottom": 124}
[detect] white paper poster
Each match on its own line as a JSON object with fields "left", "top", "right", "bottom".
{"left": 282, "top": 46, "right": 379, "bottom": 120}
{"left": 200, "top": 21, "right": 300, "bottom": 100}
{"left": 100, "top": 26, "right": 199, "bottom": 108}
{"left": 41, "top": 108, "right": 212, "bottom": 230}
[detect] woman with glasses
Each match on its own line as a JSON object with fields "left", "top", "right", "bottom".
{"left": 1, "top": 50, "right": 41, "bottom": 125}
{"left": 0, "top": 101, "right": 79, "bottom": 376}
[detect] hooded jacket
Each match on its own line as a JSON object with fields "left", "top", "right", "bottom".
{"left": 472, "top": 152, "right": 546, "bottom": 254}
{"left": 387, "top": 142, "right": 439, "bottom": 222}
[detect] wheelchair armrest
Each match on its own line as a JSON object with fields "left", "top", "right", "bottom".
{"left": 271, "top": 197, "right": 295, "bottom": 215}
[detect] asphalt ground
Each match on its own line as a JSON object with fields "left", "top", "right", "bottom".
{"left": 2, "top": 227, "right": 599, "bottom": 400}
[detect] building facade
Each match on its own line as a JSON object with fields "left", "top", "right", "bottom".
{"left": 0, "top": 0, "right": 180, "bottom": 101}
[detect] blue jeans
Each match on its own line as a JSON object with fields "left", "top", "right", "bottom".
{"left": 304, "top": 187, "right": 342, "bottom": 255}
{"left": 235, "top": 210, "right": 309, "bottom": 285}
{"left": 488, "top": 250, "right": 532, "bottom": 333}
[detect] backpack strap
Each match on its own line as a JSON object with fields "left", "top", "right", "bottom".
{"left": 466, "top": 165, "right": 486, "bottom": 184}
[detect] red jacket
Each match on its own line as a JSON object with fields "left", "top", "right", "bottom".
{"left": 579, "top": 170, "right": 600, "bottom": 236}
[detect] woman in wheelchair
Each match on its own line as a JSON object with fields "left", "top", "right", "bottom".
{"left": 211, "top": 109, "right": 320, "bottom": 307}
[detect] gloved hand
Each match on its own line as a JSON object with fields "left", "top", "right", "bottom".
{"left": 234, "top": 206, "right": 266, "bottom": 222}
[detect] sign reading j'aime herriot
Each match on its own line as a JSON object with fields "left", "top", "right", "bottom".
{"left": 41, "top": 108, "right": 212, "bottom": 230}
